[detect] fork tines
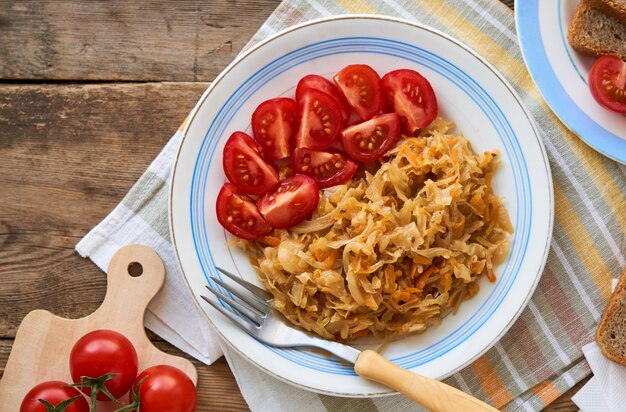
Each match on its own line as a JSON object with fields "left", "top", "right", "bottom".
{"left": 200, "top": 267, "right": 271, "bottom": 335}
{"left": 215, "top": 267, "right": 273, "bottom": 301}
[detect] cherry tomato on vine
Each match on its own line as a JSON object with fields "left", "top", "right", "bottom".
{"left": 589, "top": 55, "right": 626, "bottom": 114}
{"left": 20, "top": 381, "right": 89, "bottom": 412}
{"left": 69, "top": 329, "right": 138, "bottom": 402}
{"left": 124, "top": 365, "right": 196, "bottom": 412}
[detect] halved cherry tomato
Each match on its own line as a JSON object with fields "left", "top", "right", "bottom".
{"left": 257, "top": 175, "right": 319, "bottom": 228}
{"left": 295, "top": 89, "right": 343, "bottom": 150}
{"left": 216, "top": 183, "right": 271, "bottom": 240}
{"left": 341, "top": 112, "right": 400, "bottom": 163}
{"left": 296, "top": 74, "right": 351, "bottom": 123}
{"left": 251, "top": 97, "right": 298, "bottom": 160}
{"left": 589, "top": 55, "right": 626, "bottom": 114}
{"left": 381, "top": 69, "right": 438, "bottom": 135}
{"left": 222, "top": 131, "right": 278, "bottom": 195}
{"left": 333, "top": 64, "right": 384, "bottom": 120}
{"left": 291, "top": 148, "right": 357, "bottom": 189}
{"left": 21, "top": 381, "right": 89, "bottom": 412}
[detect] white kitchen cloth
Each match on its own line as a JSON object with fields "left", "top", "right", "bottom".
{"left": 571, "top": 377, "right": 608, "bottom": 412}
{"left": 75, "top": 132, "right": 222, "bottom": 365}
{"left": 573, "top": 279, "right": 626, "bottom": 412}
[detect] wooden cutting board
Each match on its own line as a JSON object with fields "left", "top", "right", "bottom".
{"left": 0, "top": 244, "right": 197, "bottom": 410}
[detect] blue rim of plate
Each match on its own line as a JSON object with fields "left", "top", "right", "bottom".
{"left": 187, "top": 35, "right": 532, "bottom": 375}
{"left": 516, "top": 0, "right": 626, "bottom": 164}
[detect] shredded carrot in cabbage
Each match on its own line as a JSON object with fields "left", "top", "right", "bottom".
{"left": 234, "top": 118, "right": 513, "bottom": 341}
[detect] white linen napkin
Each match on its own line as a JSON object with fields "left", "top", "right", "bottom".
{"left": 573, "top": 279, "right": 626, "bottom": 412}
{"left": 76, "top": 131, "right": 224, "bottom": 365}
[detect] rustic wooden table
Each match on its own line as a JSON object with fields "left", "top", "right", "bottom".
{"left": 0, "top": 0, "right": 586, "bottom": 410}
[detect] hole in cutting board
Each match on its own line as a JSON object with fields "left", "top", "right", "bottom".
{"left": 128, "top": 262, "right": 143, "bottom": 277}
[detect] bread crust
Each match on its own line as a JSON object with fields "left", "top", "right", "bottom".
{"left": 567, "top": 0, "right": 626, "bottom": 60}
{"left": 595, "top": 266, "right": 626, "bottom": 365}
{"left": 588, "top": 0, "right": 626, "bottom": 24}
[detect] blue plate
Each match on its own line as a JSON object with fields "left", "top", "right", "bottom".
{"left": 516, "top": 0, "right": 626, "bottom": 164}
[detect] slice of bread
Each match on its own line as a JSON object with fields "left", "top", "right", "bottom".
{"left": 588, "top": 0, "right": 626, "bottom": 24}
{"left": 567, "top": 0, "right": 626, "bottom": 61}
{"left": 596, "top": 267, "right": 626, "bottom": 365}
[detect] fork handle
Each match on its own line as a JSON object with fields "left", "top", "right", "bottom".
{"left": 354, "top": 350, "right": 498, "bottom": 412}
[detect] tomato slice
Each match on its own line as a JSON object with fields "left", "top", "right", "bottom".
{"left": 589, "top": 55, "right": 626, "bottom": 114}
{"left": 341, "top": 112, "right": 400, "bottom": 163}
{"left": 296, "top": 74, "right": 352, "bottom": 124}
{"left": 222, "top": 131, "right": 278, "bottom": 195}
{"left": 251, "top": 97, "right": 298, "bottom": 160}
{"left": 216, "top": 183, "right": 271, "bottom": 240}
{"left": 257, "top": 175, "right": 320, "bottom": 228}
{"left": 333, "top": 64, "right": 384, "bottom": 121}
{"left": 381, "top": 69, "right": 438, "bottom": 135}
{"left": 291, "top": 148, "right": 358, "bottom": 189}
{"left": 295, "top": 89, "right": 343, "bottom": 150}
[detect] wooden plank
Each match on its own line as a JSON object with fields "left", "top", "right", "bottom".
{"left": 0, "top": 339, "right": 249, "bottom": 410}
{"left": 0, "top": 245, "right": 197, "bottom": 410}
{"left": 0, "top": 82, "right": 248, "bottom": 410}
{"left": 0, "top": 82, "right": 208, "bottom": 334}
{"left": 0, "top": 0, "right": 280, "bottom": 81}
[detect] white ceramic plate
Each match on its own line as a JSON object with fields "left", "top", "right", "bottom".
{"left": 516, "top": 0, "right": 626, "bottom": 164}
{"left": 170, "top": 15, "right": 553, "bottom": 397}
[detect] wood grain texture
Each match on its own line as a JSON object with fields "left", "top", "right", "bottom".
{"left": 0, "top": 83, "right": 208, "bottom": 336}
{"left": 0, "top": 245, "right": 196, "bottom": 410}
{"left": 355, "top": 350, "right": 498, "bottom": 411}
{"left": 0, "top": 82, "right": 250, "bottom": 410}
{"left": 0, "top": 339, "right": 248, "bottom": 411}
{"left": 0, "top": 0, "right": 280, "bottom": 81}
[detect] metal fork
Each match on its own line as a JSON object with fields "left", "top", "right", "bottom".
{"left": 202, "top": 267, "right": 497, "bottom": 412}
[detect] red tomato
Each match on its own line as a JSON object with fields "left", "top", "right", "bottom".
{"left": 222, "top": 131, "right": 279, "bottom": 195}
{"left": 589, "top": 55, "right": 626, "bottom": 114}
{"left": 291, "top": 148, "right": 357, "bottom": 188}
{"left": 251, "top": 97, "right": 298, "bottom": 160}
{"left": 341, "top": 113, "right": 400, "bottom": 163}
{"left": 20, "top": 381, "right": 89, "bottom": 412}
{"left": 333, "top": 64, "right": 384, "bottom": 120}
{"left": 216, "top": 182, "right": 271, "bottom": 240}
{"left": 69, "top": 329, "right": 138, "bottom": 401}
{"left": 295, "top": 89, "right": 343, "bottom": 150}
{"left": 127, "top": 365, "right": 196, "bottom": 412}
{"left": 296, "top": 74, "right": 352, "bottom": 123}
{"left": 257, "top": 175, "right": 320, "bottom": 228}
{"left": 381, "top": 69, "right": 438, "bottom": 134}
